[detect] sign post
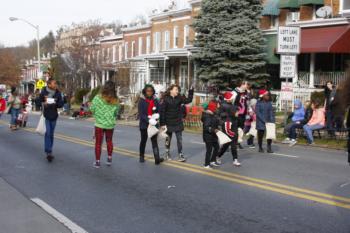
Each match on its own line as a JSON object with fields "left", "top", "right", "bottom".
{"left": 277, "top": 26, "right": 301, "bottom": 128}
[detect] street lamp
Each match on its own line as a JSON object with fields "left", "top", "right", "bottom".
{"left": 9, "top": 17, "right": 41, "bottom": 79}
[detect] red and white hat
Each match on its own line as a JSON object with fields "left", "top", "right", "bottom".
{"left": 258, "top": 89, "right": 269, "bottom": 98}
{"left": 224, "top": 91, "right": 236, "bottom": 101}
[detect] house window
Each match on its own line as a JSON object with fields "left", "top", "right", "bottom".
{"left": 138, "top": 37, "right": 143, "bottom": 56}
{"left": 107, "top": 48, "right": 110, "bottom": 60}
{"left": 164, "top": 31, "right": 170, "bottom": 50}
{"left": 146, "top": 35, "right": 151, "bottom": 54}
{"left": 125, "top": 42, "right": 128, "bottom": 59}
{"left": 153, "top": 32, "right": 161, "bottom": 53}
{"left": 101, "top": 48, "right": 105, "bottom": 61}
{"left": 173, "top": 26, "right": 179, "bottom": 48}
{"left": 184, "top": 25, "right": 190, "bottom": 46}
{"left": 287, "top": 11, "right": 300, "bottom": 23}
{"left": 270, "top": 16, "right": 279, "bottom": 28}
{"left": 112, "top": 45, "right": 116, "bottom": 62}
{"left": 119, "top": 45, "right": 123, "bottom": 61}
{"left": 131, "top": 41, "right": 135, "bottom": 58}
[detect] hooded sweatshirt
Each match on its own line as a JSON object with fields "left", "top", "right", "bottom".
{"left": 90, "top": 95, "right": 120, "bottom": 129}
{"left": 292, "top": 100, "right": 305, "bottom": 122}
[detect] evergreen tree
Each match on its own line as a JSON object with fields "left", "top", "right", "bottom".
{"left": 193, "top": 0, "right": 268, "bottom": 88}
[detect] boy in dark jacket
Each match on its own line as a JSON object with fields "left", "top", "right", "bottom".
{"left": 201, "top": 100, "right": 221, "bottom": 168}
{"left": 217, "top": 92, "right": 241, "bottom": 167}
{"left": 39, "top": 78, "right": 64, "bottom": 162}
{"left": 160, "top": 84, "right": 194, "bottom": 162}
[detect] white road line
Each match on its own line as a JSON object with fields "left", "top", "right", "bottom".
{"left": 340, "top": 181, "right": 350, "bottom": 188}
{"left": 31, "top": 198, "right": 88, "bottom": 233}
{"left": 191, "top": 141, "right": 205, "bottom": 145}
{"left": 272, "top": 153, "right": 299, "bottom": 158}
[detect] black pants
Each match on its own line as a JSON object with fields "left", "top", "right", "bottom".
{"left": 166, "top": 131, "right": 183, "bottom": 154}
{"left": 348, "top": 130, "right": 350, "bottom": 164}
{"left": 218, "top": 127, "right": 238, "bottom": 160}
{"left": 140, "top": 129, "right": 159, "bottom": 160}
{"left": 257, "top": 130, "right": 272, "bottom": 149}
{"left": 204, "top": 141, "right": 219, "bottom": 166}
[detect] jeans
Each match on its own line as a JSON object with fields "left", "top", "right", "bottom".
{"left": 95, "top": 127, "right": 114, "bottom": 161}
{"left": 303, "top": 124, "right": 324, "bottom": 144}
{"left": 166, "top": 131, "right": 183, "bottom": 154}
{"left": 45, "top": 120, "right": 57, "bottom": 154}
{"left": 204, "top": 141, "right": 219, "bottom": 166}
{"left": 289, "top": 123, "right": 303, "bottom": 140}
{"left": 10, "top": 108, "right": 20, "bottom": 126}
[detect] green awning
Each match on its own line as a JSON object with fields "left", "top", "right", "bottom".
{"left": 298, "top": 0, "right": 324, "bottom": 6}
{"left": 264, "top": 34, "right": 280, "bottom": 65}
{"left": 262, "top": 0, "right": 281, "bottom": 16}
{"left": 279, "top": 0, "right": 299, "bottom": 9}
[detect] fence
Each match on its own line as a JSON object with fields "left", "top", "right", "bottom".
{"left": 298, "top": 72, "right": 347, "bottom": 88}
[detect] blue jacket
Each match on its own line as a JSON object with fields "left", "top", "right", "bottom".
{"left": 291, "top": 100, "right": 305, "bottom": 122}
{"left": 39, "top": 88, "right": 64, "bottom": 121}
{"left": 138, "top": 96, "right": 160, "bottom": 130}
{"left": 256, "top": 100, "right": 275, "bottom": 130}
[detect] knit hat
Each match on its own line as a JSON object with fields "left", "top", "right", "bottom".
{"left": 224, "top": 91, "right": 234, "bottom": 101}
{"left": 258, "top": 89, "right": 269, "bottom": 98}
{"left": 207, "top": 101, "right": 218, "bottom": 113}
{"left": 202, "top": 102, "right": 209, "bottom": 110}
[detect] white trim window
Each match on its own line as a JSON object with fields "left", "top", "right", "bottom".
{"left": 164, "top": 31, "right": 170, "bottom": 50}
{"left": 124, "top": 42, "right": 128, "bottom": 60}
{"left": 118, "top": 45, "right": 123, "bottom": 61}
{"left": 173, "top": 26, "right": 179, "bottom": 48}
{"left": 184, "top": 25, "right": 190, "bottom": 46}
{"left": 341, "top": 0, "right": 350, "bottom": 16}
{"left": 153, "top": 32, "right": 161, "bottom": 53}
{"left": 131, "top": 41, "right": 136, "bottom": 58}
{"left": 138, "top": 37, "right": 143, "bottom": 56}
{"left": 112, "top": 45, "right": 116, "bottom": 63}
{"left": 270, "top": 16, "right": 279, "bottom": 29}
{"left": 146, "top": 35, "right": 151, "bottom": 54}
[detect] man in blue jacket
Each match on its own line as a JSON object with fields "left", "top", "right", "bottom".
{"left": 39, "top": 78, "right": 64, "bottom": 162}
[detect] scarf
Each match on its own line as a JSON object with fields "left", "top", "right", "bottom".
{"left": 145, "top": 98, "right": 155, "bottom": 117}
{"left": 46, "top": 87, "right": 56, "bottom": 98}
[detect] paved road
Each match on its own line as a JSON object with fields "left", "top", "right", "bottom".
{"left": 0, "top": 114, "right": 349, "bottom": 233}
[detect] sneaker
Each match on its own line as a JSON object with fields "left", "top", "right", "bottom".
{"left": 282, "top": 138, "right": 291, "bottom": 144}
{"left": 267, "top": 147, "right": 274, "bottom": 154}
{"left": 289, "top": 140, "right": 297, "bottom": 147}
{"left": 233, "top": 159, "right": 241, "bottom": 167}
{"left": 106, "top": 157, "right": 112, "bottom": 166}
{"left": 216, "top": 157, "right": 222, "bottom": 165}
{"left": 46, "top": 153, "right": 54, "bottom": 163}
{"left": 155, "top": 158, "right": 165, "bottom": 165}
{"left": 178, "top": 153, "right": 186, "bottom": 162}
{"left": 203, "top": 165, "right": 213, "bottom": 169}
{"left": 249, "top": 144, "right": 256, "bottom": 149}
{"left": 93, "top": 161, "right": 101, "bottom": 168}
{"left": 308, "top": 142, "right": 315, "bottom": 146}
{"left": 259, "top": 148, "right": 265, "bottom": 153}
{"left": 139, "top": 156, "right": 145, "bottom": 163}
{"left": 210, "top": 162, "right": 221, "bottom": 167}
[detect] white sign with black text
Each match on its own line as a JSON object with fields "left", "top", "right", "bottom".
{"left": 277, "top": 26, "right": 301, "bottom": 54}
{"left": 280, "top": 55, "right": 297, "bottom": 79}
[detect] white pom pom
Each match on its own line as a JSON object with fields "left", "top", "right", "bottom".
{"left": 149, "top": 118, "right": 157, "bottom": 126}
{"left": 153, "top": 113, "right": 160, "bottom": 120}
{"left": 152, "top": 107, "right": 156, "bottom": 111}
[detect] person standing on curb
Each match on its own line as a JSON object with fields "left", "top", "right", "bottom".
{"left": 256, "top": 89, "right": 275, "bottom": 153}
{"left": 39, "top": 79, "right": 64, "bottom": 162}
{"left": 90, "top": 81, "right": 120, "bottom": 168}
{"left": 8, "top": 88, "right": 21, "bottom": 131}
{"left": 138, "top": 84, "right": 164, "bottom": 165}
{"left": 160, "top": 84, "right": 194, "bottom": 162}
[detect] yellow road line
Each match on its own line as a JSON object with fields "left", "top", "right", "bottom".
{"left": 2, "top": 122, "right": 350, "bottom": 210}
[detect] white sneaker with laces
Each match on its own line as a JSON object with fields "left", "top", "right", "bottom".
{"left": 233, "top": 159, "right": 241, "bottom": 167}
{"left": 210, "top": 162, "right": 220, "bottom": 167}
{"left": 203, "top": 165, "right": 213, "bottom": 169}
{"left": 216, "top": 157, "right": 222, "bottom": 165}
{"left": 289, "top": 140, "right": 297, "bottom": 147}
{"left": 282, "top": 138, "right": 291, "bottom": 144}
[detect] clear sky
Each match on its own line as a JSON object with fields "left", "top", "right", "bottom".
{"left": 1, "top": 0, "right": 189, "bottom": 47}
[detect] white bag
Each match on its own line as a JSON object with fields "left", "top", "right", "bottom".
{"left": 266, "top": 123, "right": 276, "bottom": 140}
{"left": 35, "top": 115, "right": 46, "bottom": 135}
{"left": 246, "top": 121, "right": 257, "bottom": 138}
{"left": 147, "top": 125, "right": 159, "bottom": 138}
{"left": 238, "top": 128, "right": 244, "bottom": 143}
{"left": 158, "top": 126, "right": 168, "bottom": 140}
{"left": 216, "top": 130, "right": 232, "bottom": 146}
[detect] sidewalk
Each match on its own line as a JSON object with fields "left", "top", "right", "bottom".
{"left": 0, "top": 178, "right": 71, "bottom": 233}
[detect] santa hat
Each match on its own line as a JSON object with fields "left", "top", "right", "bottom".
{"left": 207, "top": 101, "right": 218, "bottom": 113}
{"left": 259, "top": 89, "right": 269, "bottom": 98}
{"left": 224, "top": 91, "right": 235, "bottom": 101}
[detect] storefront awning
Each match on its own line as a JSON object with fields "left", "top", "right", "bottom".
{"left": 279, "top": 0, "right": 299, "bottom": 9}
{"left": 262, "top": 0, "right": 280, "bottom": 16}
{"left": 264, "top": 34, "right": 280, "bottom": 64}
{"left": 298, "top": 0, "right": 323, "bottom": 6}
{"left": 301, "top": 25, "right": 350, "bottom": 53}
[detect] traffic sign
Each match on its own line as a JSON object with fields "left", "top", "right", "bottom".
{"left": 36, "top": 79, "right": 46, "bottom": 90}
{"left": 277, "top": 26, "right": 301, "bottom": 54}
{"left": 280, "top": 55, "right": 297, "bottom": 79}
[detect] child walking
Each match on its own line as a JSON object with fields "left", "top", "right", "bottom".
{"left": 256, "top": 90, "right": 275, "bottom": 153}
{"left": 201, "top": 100, "right": 221, "bottom": 168}
{"left": 90, "top": 81, "right": 120, "bottom": 168}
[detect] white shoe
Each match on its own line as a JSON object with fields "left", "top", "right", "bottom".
{"left": 216, "top": 157, "right": 222, "bottom": 165}
{"left": 203, "top": 165, "right": 213, "bottom": 169}
{"left": 233, "top": 159, "right": 241, "bottom": 167}
{"left": 282, "top": 138, "right": 291, "bottom": 144}
{"left": 289, "top": 140, "right": 297, "bottom": 147}
{"left": 210, "top": 162, "right": 220, "bottom": 167}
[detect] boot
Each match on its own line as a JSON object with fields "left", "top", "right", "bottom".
{"left": 153, "top": 147, "right": 164, "bottom": 165}
{"left": 139, "top": 154, "right": 145, "bottom": 163}
{"left": 267, "top": 144, "right": 274, "bottom": 154}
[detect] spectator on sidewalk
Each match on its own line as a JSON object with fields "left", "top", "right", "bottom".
{"left": 201, "top": 100, "right": 221, "bottom": 168}
{"left": 256, "top": 89, "right": 275, "bottom": 153}
{"left": 0, "top": 94, "right": 6, "bottom": 118}
{"left": 39, "top": 79, "right": 64, "bottom": 162}
{"left": 324, "top": 81, "right": 336, "bottom": 136}
{"left": 282, "top": 100, "right": 305, "bottom": 144}
{"left": 302, "top": 100, "right": 325, "bottom": 145}
{"left": 90, "top": 81, "right": 120, "bottom": 168}
{"left": 138, "top": 84, "right": 164, "bottom": 165}
{"left": 160, "top": 84, "right": 194, "bottom": 162}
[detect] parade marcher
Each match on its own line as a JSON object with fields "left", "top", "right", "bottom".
{"left": 217, "top": 91, "right": 241, "bottom": 167}
{"left": 8, "top": 88, "right": 21, "bottom": 130}
{"left": 90, "top": 81, "right": 120, "bottom": 168}
{"left": 201, "top": 100, "right": 221, "bottom": 168}
{"left": 324, "top": 81, "right": 336, "bottom": 136}
{"left": 302, "top": 100, "right": 325, "bottom": 145}
{"left": 0, "top": 94, "right": 6, "bottom": 118}
{"left": 39, "top": 78, "right": 64, "bottom": 162}
{"left": 160, "top": 84, "right": 194, "bottom": 162}
{"left": 256, "top": 89, "right": 275, "bottom": 153}
{"left": 138, "top": 84, "right": 164, "bottom": 165}
{"left": 232, "top": 80, "right": 249, "bottom": 149}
